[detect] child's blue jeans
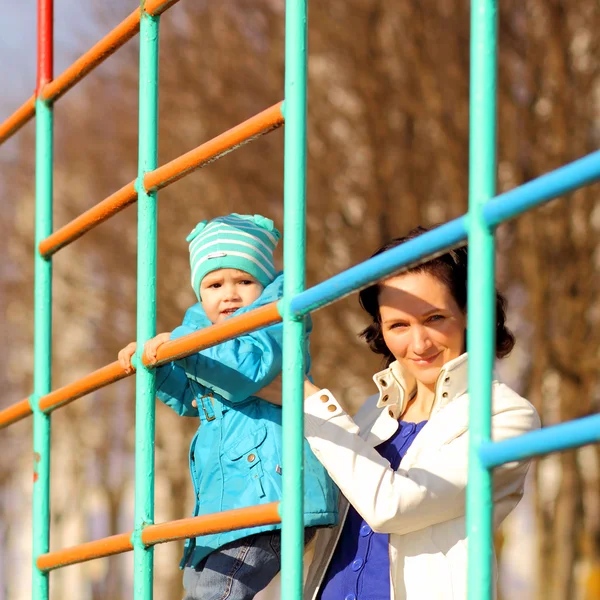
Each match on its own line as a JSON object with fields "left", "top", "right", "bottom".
{"left": 182, "top": 529, "right": 315, "bottom": 600}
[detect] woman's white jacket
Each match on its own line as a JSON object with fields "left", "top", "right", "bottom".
{"left": 261, "top": 353, "right": 540, "bottom": 600}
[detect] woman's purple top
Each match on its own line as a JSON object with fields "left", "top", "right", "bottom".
{"left": 317, "top": 419, "right": 428, "bottom": 600}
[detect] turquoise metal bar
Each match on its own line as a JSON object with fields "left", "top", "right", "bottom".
{"left": 281, "top": 0, "right": 308, "bottom": 598}
{"left": 480, "top": 413, "right": 600, "bottom": 468}
{"left": 466, "top": 1, "right": 497, "bottom": 599}
{"left": 133, "top": 6, "right": 160, "bottom": 600}
{"left": 32, "top": 95, "right": 53, "bottom": 600}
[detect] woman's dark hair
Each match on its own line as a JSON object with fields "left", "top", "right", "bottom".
{"left": 358, "top": 226, "right": 515, "bottom": 366}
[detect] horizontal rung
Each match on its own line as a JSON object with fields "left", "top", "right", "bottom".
{"left": 150, "top": 302, "right": 282, "bottom": 367}
{"left": 40, "top": 0, "right": 180, "bottom": 103}
{"left": 0, "top": 95, "right": 36, "bottom": 145}
{"left": 0, "top": 303, "right": 281, "bottom": 424}
{"left": 479, "top": 413, "right": 600, "bottom": 468}
{"left": 141, "top": 502, "right": 281, "bottom": 545}
{"left": 37, "top": 502, "right": 280, "bottom": 572}
{"left": 0, "top": 1, "right": 180, "bottom": 147}
{"left": 290, "top": 149, "right": 600, "bottom": 317}
{"left": 0, "top": 398, "right": 33, "bottom": 430}
{"left": 38, "top": 103, "right": 284, "bottom": 257}
{"left": 37, "top": 362, "right": 128, "bottom": 414}
{"left": 483, "top": 149, "right": 600, "bottom": 227}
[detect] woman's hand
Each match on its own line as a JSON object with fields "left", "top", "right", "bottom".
{"left": 255, "top": 375, "right": 283, "bottom": 406}
{"left": 304, "top": 379, "right": 321, "bottom": 399}
{"left": 255, "top": 376, "right": 321, "bottom": 405}
{"left": 118, "top": 342, "right": 137, "bottom": 374}
{"left": 143, "top": 332, "right": 172, "bottom": 365}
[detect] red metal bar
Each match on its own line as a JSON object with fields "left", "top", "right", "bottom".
{"left": 0, "top": 96, "right": 36, "bottom": 145}
{"left": 39, "top": 104, "right": 284, "bottom": 257}
{"left": 0, "top": 399, "right": 34, "bottom": 430}
{"left": 40, "top": 10, "right": 140, "bottom": 103}
{"left": 36, "top": 0, "right": 53, "bottom": 94}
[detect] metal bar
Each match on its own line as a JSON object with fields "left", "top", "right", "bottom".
{"left": 281, "top": 1, "right": 308, "bottom": 597}
{"left": 36, "top": 503, "right": 280, "bottom": 572}
{"left": 38, "top": 362, "right": 127, "bottom": 413}
{"left": 0, "top": 95, "right": 36, "bottom": 145}
{"left": 37, "top": 533, "right": 134, "bottom": 572}
{"left": 38, "top": 105, "right": 284, "bottom": 258}
{"left": 466, "top": 1, "right": 497, "bottom": 599}
{"left": 144, "top": 102, "right": 284, "bottom": 191}
{"left": 38, "top": 182, "right": 137, "bottom": 257}
{"left": 141, "top": 503, "right": 281, "bottom": 545}
{"left": 0, "top": 398, "right": 33, "bottom": 429}
{"left": 480, "top": 414, "right": 600, "bottom": 468}
{"left": 150, "top": 303, "right": 282, "bottom": 365}
{"left": 1, "top": 303, "right": 281, "bottom": 425}
{"left": 483, "top": 149, "right": 600, "bottom": 227}
{"left": 288, "top": 216, "right": 469, "bottom": 316}
{"left": 40, "top": 10, "right": 140, "bottom": 103}
{"left": 32, "top": 1, "right": 53, "bottom": 598}
{"left": 133, "top": 6, "right": 160, "bottom": 599}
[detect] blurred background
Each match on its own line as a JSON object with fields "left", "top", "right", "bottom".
{"left": 1, "top": 1, "right": 599, "bottom": 598}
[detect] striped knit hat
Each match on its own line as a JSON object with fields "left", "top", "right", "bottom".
{"left": 186, "top": 213, "right": 281, "bottom": 301}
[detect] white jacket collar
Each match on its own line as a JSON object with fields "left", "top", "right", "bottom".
{"left": 372, "top": 353, "right": 469, "bottom": 417}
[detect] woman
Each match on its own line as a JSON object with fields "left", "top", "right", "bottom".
{"left": 299, "top": 227, "right": 540, "bottom": 600}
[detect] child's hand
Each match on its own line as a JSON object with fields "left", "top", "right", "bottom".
{"left": 118, "top": 342, "right": 137, "bottom": 374}
{"left": 143, "top": 332, "right": 172, "bottom": 365}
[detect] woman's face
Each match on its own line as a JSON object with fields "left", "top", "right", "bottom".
{"left": 378, "top": 271, "right": 466, "bottom": 388}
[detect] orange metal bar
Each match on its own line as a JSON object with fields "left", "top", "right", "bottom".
{"left": 39, "top": 181, "right": 137, "bottom": 257}
{"left": 38, "top": 104, "right": 284, "bottom": 257}
{"left": 145, "top": 0, "right": 182, "bottom": 16}
{"left": 21, "top": 303, "right": 280, "bottom": 417}
{"left": 0, "top": 95, "right": 36, "bottom": 145}
{"left": 36, "top": 503, "right": 280, "bottom": 572}
{"left": 144, "top": 102, "right": 284, "bottom": 192}
{"left": 40, "top": 11, "right": 141, "bottom": 103}
{"left": 37, "top": 362, "right": 127, "bottom": 414}
{"left": 40, "top": 1, "right": 182, "bottom": 103}
{"left": 36, "top": 532, "right": 133, "bottom": 572}
{"left": 150, "top": 302, "right": 282, "bottom": 366}
{"left": 142, "top": 503, "right": 281, "bottom": 545}
{"left": 0, "top": 398, "right": 34, "bottom": 430}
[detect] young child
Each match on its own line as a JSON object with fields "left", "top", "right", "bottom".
{"left": 118, "top": 213, "right": 338, "bottom": 600}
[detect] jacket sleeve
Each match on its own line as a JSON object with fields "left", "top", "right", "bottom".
{"left": 173, "top": 323, "right": 283, "bottom": 404}
{"left": 303, "top": 388, "right": 540, "bottom": 536}
{"left": 154, "top": 362, "right": 199, "bottom": 417}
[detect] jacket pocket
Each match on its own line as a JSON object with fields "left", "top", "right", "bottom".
{"left": 223, "top": 425, "right": 268, "bottom": 501}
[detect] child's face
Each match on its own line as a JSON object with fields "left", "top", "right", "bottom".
{"left": 199, "top": 269, "right": 264, "bottom": 324}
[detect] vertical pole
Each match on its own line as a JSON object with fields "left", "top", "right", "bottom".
{"left": 281, "top": 0, "right": 308, "bottom": 599}
{"left": 466, "top": 1, "right": 497, "bottom": 599}
{"left": 32, "top": 1, "right": 53, "bottom": 598}
{"left": 133, "top": 4, "right": 159, "bottom": 599}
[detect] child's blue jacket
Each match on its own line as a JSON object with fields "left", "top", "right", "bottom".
{"left": 154, "top": 273, "right": 339, "bottom": 567}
